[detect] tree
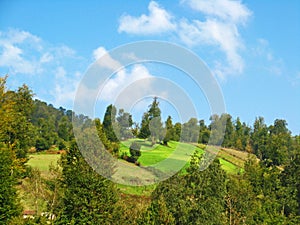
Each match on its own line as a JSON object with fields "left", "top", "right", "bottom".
{"left": 116, "top": 109, "right": 133, "bottom": 140}
{"left": 163, "top": 116, "right": 174, "bottom": 145}
{"left": 146, "top": 151, "right": 227, "bottom": 224}
{"left": 280, "top": 152, "right": 300, "bottom": 217}
{"left": 173, "top": 122, "right": 181, "bottom": 142}
{"left": 222, "top": 114, "right": 234, "bottom": 148}
{"left": 181, "top": 118, "right": 199, "bottom": 142}
{"left": 0, "top": 77, "right": 35, "bottom": 159}
{"left": 138, "top": 112, "right": 150, "bottom": 139}
{"left": 55, "top": 140, "right": 118, "bottom": 224}
{"left": 103, "top": 104, "right": 119, "bottom": 142}
{"left": 0, "top": 143, "right": 22, "bottom": 224}
{"left": 129, "top": 142, "right": 141, "bottom": 163}
{"left": 198, "top": 119, "right": 210, "bottom": 144}
{"left": 148, "top": 97, "right": 163, "bottom": 145}
{"left": 266, "top": 119, "right": 291, "bottom": 166}
{"left": 225, "top": 175, "right": 257, "bottom": 225}
{"left": 251, "top": 117, "right": 268, "bottom": 160}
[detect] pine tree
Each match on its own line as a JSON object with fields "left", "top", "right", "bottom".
{"left": 148, "top": 97, "right": 163, "bottom": 145}
{"left": 55, "top": 140, "right": 118, "bottom": 224}
{"left": 103, "top": 104, "right": 119, "bottom": 142}
{"left": 0, "top": 143, "right": 22, "bottom": 224}
{"left": 163, "top": 116, "right": 174, "bottom": 145}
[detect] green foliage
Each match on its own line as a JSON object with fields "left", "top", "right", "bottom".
{"left": 163, "top": 116, "right": 174, "bottom": 145}
{"left": 138, "top": 97, "right": 163, "bottom": 145}
{"left": 281, "top": 152, "right": 300, "bottom": 217}
{"left": 198, "top": 119, "right": 210, "bottom": 144}
{"left": 116, "top": 109, "right": 134, "bottom": 140}
{"left": 225, "top": 175, "right": 257, "bottom": 224}
{"left": 103, "top": 104, "right": 119, "bottom": 142}
{"left": 31, "top": 99, "right": 73, "bottom": 151}
{"left": 181, "top": 118, "right": 199, "bottom": 143}
{"left": 0, "top": 143, "right": 22, "bottom": 224}
{"left": 0, "top": 76, "right": 35, "bottom": 159}
{"left": 129, "top": 142, "right": 141, "bottom": 163}
{"left": 144, "top": 153, "right": 227, "bottom": 224}
{"left": 138, "top": 112, "right": 151, "bottom": 139}
{"left": 55, "top": 140, "right": 118, "bottom": 224}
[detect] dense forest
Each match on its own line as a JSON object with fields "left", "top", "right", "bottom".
{"left": 1, "top": 76, "right": 300, "bottom": 224}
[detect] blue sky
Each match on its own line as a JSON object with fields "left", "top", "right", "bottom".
{"left": 0, "top": 0, "right": 299, "bottom": 134}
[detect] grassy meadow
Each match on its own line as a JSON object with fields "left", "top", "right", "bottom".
{"left": 26, "top": 140, "right": 250, "bottom": 198}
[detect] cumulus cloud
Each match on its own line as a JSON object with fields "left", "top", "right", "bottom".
{"left": 118, "top": 0, "right": 252, "bottom": 78}
{"left": 0, "top": 29, "right": 83, "bottom": 109}
{"left": 51, "top": 67, "right": 81, "bottom": 107}
{"left": 118, "top": 1, "right": 176, "bottom": 35}
{"left": 179, "top": 0, "right": 252, "bottom": 77}
{"left": 100, "top": 64, "right": 154, "bottom": 102}
{"left": 93, "top": 46, "right": 122, "bottom": 70}
{"left": 0, "top": 29, "right": 41, "bottom": 74}
{"left": 0, "top": 29, "right": 78, "bottom": 76}
{"left": 182, "top": 0, "right": 251, "bottom": 24}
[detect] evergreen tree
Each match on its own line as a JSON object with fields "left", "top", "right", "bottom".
{"left": 222, "top": 114, "right": 234, "bottom": 148}
{"left": 163, "top": 116, "right": 174, "bottom": 145}
{"left": 181, "top": 118, "right": 199, "bottom": 142}
{"left": 251, "top": 117, "right": 268, "bottom": 160}
{"left": 198, "top": 119, "right": 210, "bottom": 144}
{"left": 55, "top": 140, "right": 118, "bottom": 224}
{"left": 148, "top": 97, "right": 163, "bottom": 145}
{"left": 0, "top": 143, "right": 22, "bottom": 224}
{"left": 116, "top": 109, "right": 133, "bottom": 140}
{"left": 138, "top": 112, "right": 151, "bottom": 139}
{"left": 0, "top": 77, "right": 35, "bottom": 158}
{"left": 103, "top": 104, "right": 119, "bottom": 142}
{"left": 281, "top": 152, "right": 300, "bottom": 217}
{"left": 173, "top": 122, "right": 182, "bottom": 142}
{"left": 146, "top": 151, "right": 227, "bottom": 224}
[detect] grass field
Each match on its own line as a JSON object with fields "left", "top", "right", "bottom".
{"left": 26, "top": 141, "right": 251, "bottom": 197}
{"left": 26, "top": 153, "right": 61, "bottom": 175}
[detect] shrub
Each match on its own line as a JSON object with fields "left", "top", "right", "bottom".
{"left": 129, "top": 142, "right": 141, "bottom": 163}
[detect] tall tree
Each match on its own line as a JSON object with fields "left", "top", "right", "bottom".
{"left": 266, "top": 119, "right": 291, "bottom": 166}
{"left": 222, "top": 114, "right": 234, "bottom": 148}
{"left": 138, "top": 112, "right": 150, "bottom": 139}
{"left": 116, "top": 109, "right": 133, "bottom": 140}
{"left": 163, "top": 116, "right": 174, "bottom": 145}
{"left": 148, "top": 97, "right": 163, "bottom": 145}
{"left": 173, "top": 122, "right": 182, "bottom": 142}
{"left": 55, "top": 139, "right": 118, "bottom": 224}
{"left": 103, "top": 104, "right": 119, "bottom": 142}
{"left": 0, "top": 143, "right": 22, "bottom": 224}
{"left": 145, "top": 151, "right": 227, "bottom": 224}
{"left": 198, "top": 119, "right": 210, "bottom": 144}
{"left": 251, "top": 117, "right": 268, "bottom": 160}
{"left": 181, "top": 118, "right": 199, "bottom": 143}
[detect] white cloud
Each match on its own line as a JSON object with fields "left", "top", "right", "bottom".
{"left": 92, "top": 46, "right": 122, "bottom": 70}
{"left": 178, "top": 0, "right": 251, "bottom": 77}
{"left": 182, "top": 0, "right": 251, "bottom": 24}
{"left": 51, "top": 68, "right": 81, "bottom": 107}
{"left": 100, "top": 64, "right": 153, "bottom": 102}
{"left": 0, "top": 29, "right": 41, "bottom": 74}
{"left": 118, "top": 0, "right": 252, "bottom": 78}
{"left": 0, "top": 29, "right": 78, "bottom": 76}
{"left": 179, "top": 19, "right": 244, "bottom": 75}
{"left": 0, "top": 29, "right": 83, "bottom": 109}
{"left": 118, "top": 1, "right": 176, "bottom": 35}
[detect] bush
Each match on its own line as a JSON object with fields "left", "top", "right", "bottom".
{"left": 129, "top": 142, "right": 141, "bottom": 163}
